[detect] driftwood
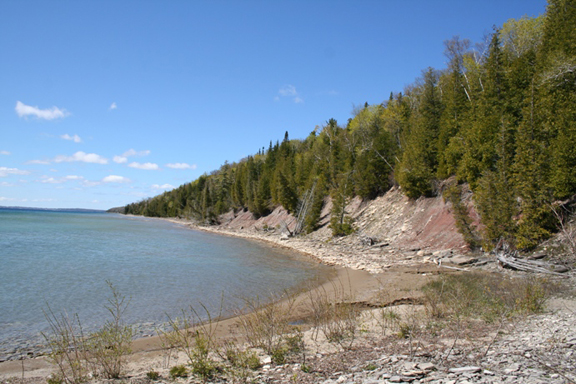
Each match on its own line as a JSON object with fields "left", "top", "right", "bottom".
{"left": 495, "top": 241, "right": 569, "bottom": 276}
{"left": 496, "top": 253, "right": 567, "bottom": 276}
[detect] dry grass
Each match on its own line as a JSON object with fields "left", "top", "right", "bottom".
{"left": 234, "top": 291, "right": 297, "bottom": 357}
{"left": 159, "top": 303, "right": 222, "bottom": 382}
{"left": 42, "top": 282, "right": 133, "bottom": 383}
{"left": 306, "top": 278, "right": 360, "bottom": 350}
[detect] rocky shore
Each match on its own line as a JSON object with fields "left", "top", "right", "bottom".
{"left": 2, "top": 191, "right": 575, "bottom": 383}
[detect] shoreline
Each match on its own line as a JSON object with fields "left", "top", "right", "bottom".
{"left": 4, "top": 215, "right": 572, "bottom": 383}
{"left": 0, "top": 216, "right": 436, "bottom": 379}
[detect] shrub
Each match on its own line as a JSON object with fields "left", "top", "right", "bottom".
{"left": 222, "top": 341, "right": 261, "bottom": 383}
{"left": 422, "top": 272, "right": 551, "bottom": 322}
{"left": 42, "top": 310, "right": 90, "bottom": 384}
{"left": 46, "top": 374, "right": 64, "bottom": 384}
{"left": 235, "top": 291, "right": 296, "bottom": 355}
{"left": 271, "top": 346, "right": 288, "bottom": 365}
{"left": 160, "top": 303, "right": 222, "bottom": 381}
{"left": 307, "top": 280, "right": 359, "bottom": 350}
{"left": 169, "top": 364, "right": 188, "bottom": 379}
{"left": 146, "top": 370, "right": 160, "bottom": 380}
{"left": 43, "top": 281, "right": 132, "bottom": 382}
{"left": 87, "top": 281, "right": 133, "bottom": 379}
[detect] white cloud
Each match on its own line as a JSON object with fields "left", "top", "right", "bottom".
{"left": 0, "top": 167, "right": 31, "bottom": 177}
{"left": 0, "top": 197, "right": 16, "bottom": 202}
{"left": 0, "top": 182, "right": 15, "bottom": 187}
{"left": 279, "top": 85, "right": 297, "bottom": 97}
{"left": 41, "top": 177, "right": 61, "bottom": 184}
{"left": 276, "top": 85, "right": 303, "bottom": 103}
{"left": 61, "top": 134, "right": 82, "bottom": 143}
{"left": 113, "top": 156, "right": 128, "bottom": 164}
{"left": 27, "top": 159, "right": 51, "bottom": 165}
{"left": 15, "top": 101, "right": 70, "bottom": 120}
{"left": 123, "top": 149, "right": 150, "bottom": 157}
{"left": 102, "top": 175, "right": 131, "bottom": 183}
{"left": 166, "top": 162, "right": 197, "bottom": 170}
{"left": 82, "top": 180, "right": 101, "bottom": 187}
{"left": 40, "top": 175, "right": 84, "bottom": 184}
{"left": 54, "top": 151, "right": 108, "bottom": 164}
{"left": 113, "top": 149, "right": 150, "bottom": 164}
{"left": 0, "top": 150, "right": 10, "bottom": 155}
{"left": 109, "top": 102, "right": 117, "bottom": 110}
{"left": 64, "top": 175, "right": 83, "bottom": 180}
{"left": 128, "top": 162, "right": 159, "bottom": 170}
{"left": 152, "top": 183, "right": 175, "bottom": 190}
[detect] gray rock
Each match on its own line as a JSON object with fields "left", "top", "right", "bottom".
{"left": 448, "top": 366, "right": 481, "bottom": 374}
{"left": 449, "top": 255, "right": 478, "bottom": 265}
{"left": 417, "top": 362, "right": 435, "bottom": 371}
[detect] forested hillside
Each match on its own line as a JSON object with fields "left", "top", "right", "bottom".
{"left": 125, "top": 0, "right": 576, "bottom": 251}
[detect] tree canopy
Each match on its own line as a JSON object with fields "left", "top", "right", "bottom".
{"left": 125, "top": 0, "right": 576, "bottom": 249}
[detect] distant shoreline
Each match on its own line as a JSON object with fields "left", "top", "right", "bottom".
{"left": 0, "top": 206, "right": 106, "bottom": 213}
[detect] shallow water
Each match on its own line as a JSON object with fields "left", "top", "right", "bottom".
{"left": 0, "top": 209, "right": 330, "bottom": 359}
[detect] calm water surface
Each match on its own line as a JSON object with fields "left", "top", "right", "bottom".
{"left": 0, "top": 209, "right": 330, "bottom": 358}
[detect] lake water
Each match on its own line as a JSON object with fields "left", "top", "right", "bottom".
{"left": 0, "top": 209, "right": 330, "bottom": 360}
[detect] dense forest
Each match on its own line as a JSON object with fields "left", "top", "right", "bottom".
{"left": 125, "top": 0, "right": 576, "bottom": 251}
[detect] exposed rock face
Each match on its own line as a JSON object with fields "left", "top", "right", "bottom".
{"left": 344, "top": 186, "right": 470, "bottom": 253}
{"left": 219, "top": 186, "right": 472, "bottom": 255}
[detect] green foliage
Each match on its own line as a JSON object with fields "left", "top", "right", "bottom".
{"left": 443, "top": 183, "right": 481, "bottom": 249}
{"left": 271, "top": 346, "right": 288, "bottom": 365}
{"left": 365, "top": 363, "right": 378, "bottom": 371}
{"left": 474, "top": 170, "right": 518, "bottom": 249}
{"left": 397, "top": 68, "right": 442, "bottom": 197}
{"left": 87, "top": 282, "right": 133, "bottom": 379}
{"left": 303, "top": 176, "right": 327, "bottom": 233}
{"left": 329, "top": 176, "right": 355, "bottom": 237}
{"left": 169, "top": 364, "right": 188, "bottom": 379}
{"left": 42, "top": 311, "right": 90, "bottom": 384}
{"left": 225, "top": 347, "right": 261, "bottom": 371}
{"left": 42, "top": 282, "right": 133, "bottom": 382}
{"left": 146, "top": 370, "right": 160, "bottom": 380}
{"left": 422, "top": 272, "right": 551, "bottom": 323}
{"left": 46, "top": 376, "right": 64, "bottom": 384}
{"left": 123, "top": 2, "right": 576, "bottom": 254}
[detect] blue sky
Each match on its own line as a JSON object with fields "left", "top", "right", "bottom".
{"left": 0, "top": 0, "right": 546, "bottom": 210}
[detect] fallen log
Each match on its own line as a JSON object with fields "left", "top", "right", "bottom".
{"left": 496, "top": 253, "right": 568, "bottom": 276}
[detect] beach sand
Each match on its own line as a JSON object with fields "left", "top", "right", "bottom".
{"left": 0, "top": 221, "right": 438, "bottom": 380}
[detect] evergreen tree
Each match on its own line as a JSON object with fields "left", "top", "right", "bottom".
{"left": 397, "top": 68, "right": 442, "bottom": 197}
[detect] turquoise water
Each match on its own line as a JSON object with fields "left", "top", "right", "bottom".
{"left": 0, "top": 209, "right": 329, "bottom": 359}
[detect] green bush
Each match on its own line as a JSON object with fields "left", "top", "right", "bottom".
{"left": 42, "top": 281, "right": 132, "bottom": 383}
{"left": 146, "top": 370, "right": 160, "bottom": 380}
{"left": 46, "top": 375, "right": 64, "bottom": 384}
{"left": 169, "top": 365, "right": 188, "bottom": 379}
{"left": 422, "top": 272, "right": 551, "bottom": 323}
{"left": 226, "top": 348, "right": 261, "bottom": 371}
{"left": 271, "top": 346, "right": 288, "bottom": 365}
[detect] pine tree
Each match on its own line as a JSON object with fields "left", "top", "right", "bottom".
{"left": 397, "top": 68, "right": 442, "bottom": 197}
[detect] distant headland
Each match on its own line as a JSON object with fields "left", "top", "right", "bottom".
{"left": 0, "top": 206, "right": 106, "bottom": 213}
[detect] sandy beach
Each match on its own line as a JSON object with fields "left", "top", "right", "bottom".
{"left": 0, "top": 218, "right": 438, "bottom": 380}
{"left": 2, "top": 216, "right": 574, "bottom": 383}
